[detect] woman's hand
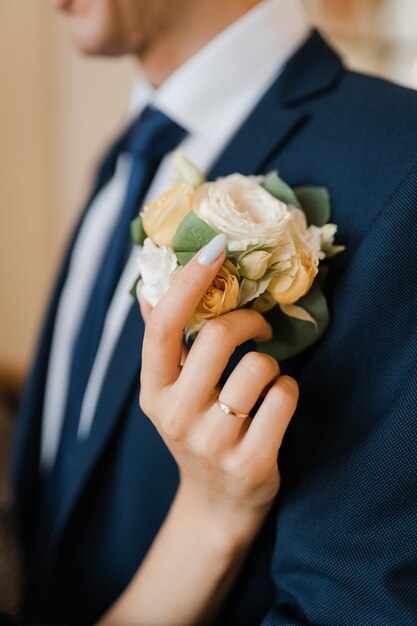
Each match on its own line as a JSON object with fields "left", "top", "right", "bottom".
{"left": 99, "top": 235, "right": 299, "bottom": 626}
{"left": 139, "top": 234, "right": 299, "bottom": 540}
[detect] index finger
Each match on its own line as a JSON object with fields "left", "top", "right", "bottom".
{"left": 141, "top": 234, "right": 227, "bottom": 390}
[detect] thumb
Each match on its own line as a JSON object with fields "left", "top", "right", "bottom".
{"left": 138, "top": 286, "right": 188, "bottom": 363}
{"left": 138, "top": 289, "right": 154, "bottom": 323}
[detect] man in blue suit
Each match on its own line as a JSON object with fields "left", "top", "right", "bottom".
{"left": 7, "top": 0, "right": 416, "bottom": 624}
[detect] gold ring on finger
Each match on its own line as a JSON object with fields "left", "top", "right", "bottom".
{"left": 215, "top": 398, "right": 249, "bottom": 420}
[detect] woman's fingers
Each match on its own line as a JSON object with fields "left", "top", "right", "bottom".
{"left": 178, "top": 310, "right": 272, "bottom": 404}
{"left": 219, "top": 352, "right": 279, "bottom": 416}
{"left": 139, "top": 289, "right": 189, "bottom": 365}
{"left": 204, "top": 352, "right": 280, "bottom": 445}
{"left": 241, "top": 375, "right": 299, "bottom": 461}
{"left": 141, "top": 235, "right": 226, "bottom": 392}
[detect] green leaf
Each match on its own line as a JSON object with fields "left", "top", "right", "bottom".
{"left": 173, "top": 212, "right": 218, "bottom": 253}
{"left": 294, "top": 186, "right": 331, "bottom": 226}
{"left": 129, "top": 274, "right": 141, "bottom": 300}
{"left": 263, "top": 171, "right": 301, "bottom": 209}
{"left": 238, "top": 278, "right": 259, "bottom": 307}
{"left": 237, "top": 245, "right": 275, "bottom": 261}
{"left": 256, "top": 281, "right": 330, "bottom": 361}
{"left": 175, "top": 251, "right": 196, "bottom": 266}
{"left": 130, "top": 216, "right": 147, "bottom": 246}
{"left": 316, "top": 265, "right": 329, "bottom": 290}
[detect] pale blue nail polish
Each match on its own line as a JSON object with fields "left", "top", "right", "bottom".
{"left": 198, "top": 234, "right": 227, "bottom": 265}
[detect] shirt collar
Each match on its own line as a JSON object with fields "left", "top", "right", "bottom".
{"left": 130, "top": 0, "right": 310, "bottom": 143}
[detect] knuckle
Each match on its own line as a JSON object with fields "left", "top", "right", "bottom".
{"left": 247, "top": 309, "right": 269, "bottom": 330}
{"left": 145, "top": 313, "right": 170, "bottom": 344}
{"left": 161, "top": 408, "right": 185, "bottom": 441}
{"left": 139, "top": 390, "right": 152, "bottom": 417}
{"left": 199, "top": 317, "right": 231, "bottom": 344}
{"left": 161, "top": 413, "right": 184, "bottom": 442}
{"left": 224, "top": 454, "right": 255, "bottom": 486}
{"left": 241, "top": 308, "right": 263, "bottom": 323}
{"left": 241, "top": 352, "right": 278, "bottom": 379}
{"left": 269, "top": 376, "right": 299, "bottom": 411}
{"left": 192, "top": 433, "right": 217, "bottom": 460}
{"left": 176, "top": 267, "right": 200, "bottom": 289}
{"left": 279, "top": 375, "right": 300, "bottom": 403}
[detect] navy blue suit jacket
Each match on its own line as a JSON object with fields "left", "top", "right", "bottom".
{"left": 10, "top": 32, "right": 417, "bottom": 625}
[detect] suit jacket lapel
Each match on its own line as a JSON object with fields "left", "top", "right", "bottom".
{"left": 51, "top": 30, "right": 345, "bottom": 547}
{"left": 53, "top": 303, "right": 144, "bottom": 545}
{"left": 209, "top": 30, "right": 343, "bottom": 179}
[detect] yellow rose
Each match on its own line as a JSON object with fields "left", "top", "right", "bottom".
{"left": 267, "top": 249, "right": 317, "bottom": 305}
{"left": 141, "top": 183, "right": 194, "bottom": 247}
{"left": 190, "top": 261, "right": 240, "bottom": 326}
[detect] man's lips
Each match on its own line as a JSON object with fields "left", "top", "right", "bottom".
{"left": 50, "top": 0, "right": 74, "bottom": 10}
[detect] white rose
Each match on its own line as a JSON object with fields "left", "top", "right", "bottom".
{"left": 318, "top": 223, "right": 346, "bottom": 258}
{"left": 136, "top": 238, "right": 178, "bottom": 307}
{"left": 285, "top": 207, "right": 323, "bottom": 262}
{"left": 193, "top": 174, "right": 291, "bottom": 251}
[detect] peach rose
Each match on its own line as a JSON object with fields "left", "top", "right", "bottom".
{"left": 190, "top": 261, "right": 240, "bottom": 327}
{"left": 141, "top": 183, "right": 194, "bottom": 247}
{"left": 265, "top": 207, "right": 322, "bottom": 305}
{"left": 267, "top": 249, "right": 318, "bottom": 305}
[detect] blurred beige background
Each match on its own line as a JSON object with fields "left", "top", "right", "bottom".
{"left": 1, "top": 0, "right": 417, "bottom": 390}
{"left": 0, "top": 0, "right": 416, "bottom": 617}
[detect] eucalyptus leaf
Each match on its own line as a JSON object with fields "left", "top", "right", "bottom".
{"left": 263, "top": 171, "right": 301, "bottom": 209}
{"left": 173, "top": 212, "right": 218, "bottom": 253}
{"left": 295, "top": 186, "right": 331, "bottom": 226}
{"left": 262, "top": 267, "right": 294, "bottom": 281}
{"left": 257, "top": 281, "right": 329, "bottom": 361}
{"left": 175, "top": 251, "right": 196, "bottom": 266}
{"left": 129, "top": 274, "right": 141, "bottom": 300}
{"left": 238, "top": 245, "right": 276, "bottom": 261}
{"left": 238, "top": 277, "right": 269, "bottom": 307}
{"left": 238, "top": 278, "right": 259, "bottom": 307}
{"left": 130, "top": 216, "right": 147, "bottom": 246}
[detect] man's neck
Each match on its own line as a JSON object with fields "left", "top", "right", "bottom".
{"left": 137, "top": 0, "right": 261, "bottom": 88}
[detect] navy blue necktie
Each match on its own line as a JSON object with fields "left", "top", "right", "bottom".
{"left": 45, "top": 107, "right": 186, "bottom": 524}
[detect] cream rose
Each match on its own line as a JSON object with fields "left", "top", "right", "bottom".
{"left": 239, "top": 250, "right": 271, "bottom": 281}
{"left": 141, "top": 183, "right": 194, "bottom": 247}
{"left": 173, "top": 150, "right": 206, "bottom": 188}
{"left": 193, "top": 174, "right": 291, "bottom": 251}
{"left": 189, "top": 261, "right": 240, "bottom": 327}
{"left": 137, "top": 238, "right": 179, "bottom": 307}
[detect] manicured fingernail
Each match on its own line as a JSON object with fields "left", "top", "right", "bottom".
{"left": 198, "top": 234, "right": 227, "bottom": 265}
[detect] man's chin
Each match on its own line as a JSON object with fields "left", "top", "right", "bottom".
{"left": 67, "top": 18, "right": 127, "bottom": 57}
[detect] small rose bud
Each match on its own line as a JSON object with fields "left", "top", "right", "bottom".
{"left": 240, "top": 250, "right": 271, "bottom": 280}
{"left": 173, "top": 150, "right": 206, "bottom": 188}
{"left": 319, "top": 223, "right": 346, "bottom": 258}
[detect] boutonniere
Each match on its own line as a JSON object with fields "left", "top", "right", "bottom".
{"left": 130, "top": 152, "right": 345, "bottom": 360}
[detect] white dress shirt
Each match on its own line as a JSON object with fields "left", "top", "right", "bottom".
{"left": 40, "top": 0, "right": 310, "bottom": 468}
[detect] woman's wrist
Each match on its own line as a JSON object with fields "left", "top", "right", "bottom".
{"left": 99, "top": 479, "right": 267, "bottom": 626}
{"left": 174, "top": 480, "right": 271, "bottom": 557}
